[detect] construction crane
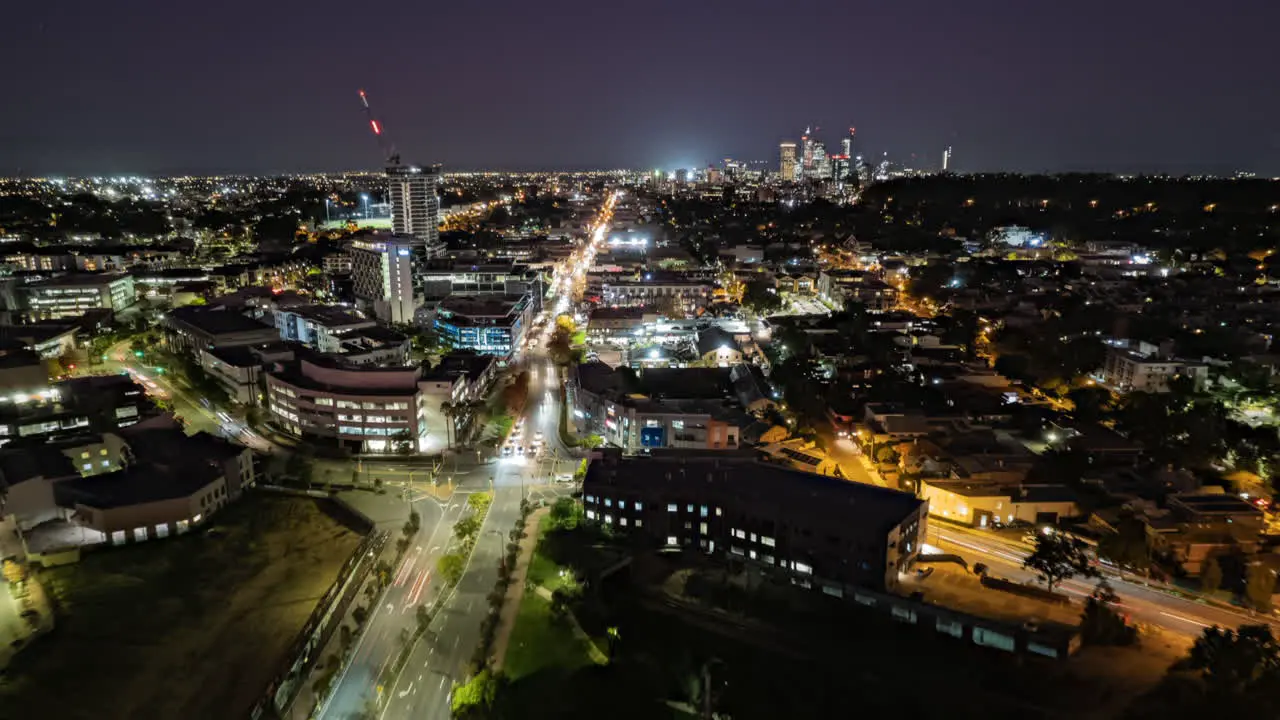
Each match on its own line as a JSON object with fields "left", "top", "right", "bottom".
{"left": 358, "top": 89, "right": 400, "bottom": 166}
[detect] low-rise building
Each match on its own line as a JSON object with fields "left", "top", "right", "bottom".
{"left": 263, "top": 352, "right": 453, "bottom": 453}
{"left": 433, "top": 293, "right": 532, "bottom": 358}
{"left": 919, "top": 480, "right": 1080, "bottom": 528}
{"left": 1100, "top": 345, "right": 1209, "bottom": 393}
{"left": 163, "top": 305, "right": 280, "bottom": 356}
{"left": 0, "top": 423, "right": 254, "bottom": 546}
{"left": 273, "top": 304, "right": 376, "bottom": 353}
{"left": 583, "top": 449, "right": 928, "bottom": 593}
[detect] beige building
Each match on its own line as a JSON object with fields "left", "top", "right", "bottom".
{"left": 920, "top": 480, "right": 1079, "bottom": 528}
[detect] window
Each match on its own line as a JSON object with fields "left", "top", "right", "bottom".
{"left": 699, "top": 522, "right": 708, "bottom": 534}
{"left": 154, "top": 523, "right": 170, "bottom": 539}
{"left": 620, "top": 517, "right": 628, "bottom": 527}
{"left": 111, "top": 530, "right": 126, "bottom": 545}
{"left": 100, "top": 460, "right": 110, "bottom": 468}
{"left": 699, "top": 505, "right": 708, "bottom": 517}
{"left": 315, "top": 397, "right": 334, "bottom": 406}
{"left": 193, "top": 513, "right": 203, "bottom": 523}
{"left": 176, "top": 520, "right": 189, "bottom": 534}
{"left": 99, "top": 448, "right": 108, "bottom": 456}
{"left": 749, "top": 550, "right": 757, "bottom": 559}
{"left": 586, "top": 510, "right": 597, "bottom": 520}
{"left": 732, "top": 529, "right": 745, "bottom": 539}
{"left": 715, "top": 507, "right": 722, "bottom": 517}
{"left": 585, "top": 495, "right": 595, "bottom": 503}
{"left": 604, "top": 498, "right": 612, "bottom": 507}
{"left": 634, "top": 501, "right": 642, "bottom": 511}
{"left": 82, "top": 463, "right": 91, "bottom": 471}
{"left": 80, "top": 451, "right": 89, "bottom": 459}
{"left": 793, "top": 561, "right": 813, "bottom": 575}
{"left": 936, "top": 618, "right": 964, "bottom": 638}
{"left": 686, "top": 504, "right": 693, "bottom": 513}
{"left": 133, "top": 526, "right": 148, "bottom": 542}
{"left": 666, "top": 535, "right": 678, "bottom": 546}
{"left": 635, "top": 519, "right": 642, "bottom": 528}
{"left": 761, "top": 536, "right": 776, "bottom": 547}
{"left": 667, "top": 503, "right": 677, "bottom": 512}
{"left": 604, "top": 515, "right": 613, "bottom": 524}
{"left": 750, "top": 533, "right": 757, "bottom": 542}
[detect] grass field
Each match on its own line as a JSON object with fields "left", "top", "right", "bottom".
{"left": 0, "top": 493, "right": 363, "bottom": 720}
{"left": 503, "top": 592, "right": 596, "bottom": 680}
{"left": 502, "top": 515, "right": 596, "bottom": 680}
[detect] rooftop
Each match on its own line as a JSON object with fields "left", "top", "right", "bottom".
{"left": 29, "top": 272, "right": 131, "bottom": 288}
{"left": 167, "top": 305, "right": 277, "bottom": 336}
{"left": 586, "top": 450, "right": 925, "bottom": 536}
{"left": 55, "top": 464, "right": 222, "bottom": 509}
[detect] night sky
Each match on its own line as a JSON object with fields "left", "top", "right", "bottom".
{"left": 4, "top": 0, "right": 1279, "bottom": 177}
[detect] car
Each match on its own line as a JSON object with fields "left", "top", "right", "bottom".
{"left": 501, "top": 445, "right": 513, "bottom": 457}
{"left": 516, "top": 445, "right": 526, "bottom": 456}
{"left": 534, "top": 431, "right": 544, "bottom": 441}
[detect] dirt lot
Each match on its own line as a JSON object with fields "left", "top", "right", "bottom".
{"left": 0, "top": 494, "right": 363, "bottom": 720}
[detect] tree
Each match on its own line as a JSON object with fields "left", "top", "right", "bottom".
{"left": 1068, "top": 386, "right": 1113, "bottom": 423}
{"left": 1245, "top": 562, "right": 1277, "bottom": 611}
{"left": 437, "top": 553, "right": 466, "bottom": 586}
{"left": 338, "top": 624, "right": 353, "bottom": 652}
{"left": 741, "top": 279, "right": 782, "bottom": 315}
{"left": 467, "top": 491, "right": 493, "bottom": 514}
{"left": 1022, "top": 532, "right": 1098, "bottom": 593}
{"left": 416, "top": 604, "right": 431, "bottom": 634}
{"left": 875, "top": 445, "right": 900, "bottom": 466}
{"left": 1079, "top": 580, "right": 1136, "bottom": 646}
{"left": 1202, "top": 556, "right": 1224, "bottom": 593}
{"left": 549, "top": 496, "right": 582, "bottom": 531}
{"left": 450, "top": 669, "right": 505, "bottom": 719}
{"left": 1184, "top": 624, "right": 1280, "bottom": 699}
{"left": 581, "top": 434, "right": 603, "bottom": 449}
{"left": 1097, "top": 511, "right": 1151, "bottom": 577}
{"left": 454, "top": 515, "right": 481, "bottom": 542}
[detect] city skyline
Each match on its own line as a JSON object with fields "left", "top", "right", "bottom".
{"left": 4, "top": 1, "right": 1280, "bottom": 177}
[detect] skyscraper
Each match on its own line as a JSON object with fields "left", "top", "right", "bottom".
{"left": 811, "top": 141, "right": 830, "bottom": 179}
{"left": 842, "top": 127, "right": 855, "bottom": 159}
{"left": 942, "top": 146, "right": 953, "bottom": 172}
{"left": 779, "top": 142, "right": 798, "bottom": 181}
{"left": 800, "top": 129, "right": 814, "bottom": 175}
{"left": 387, "top": 161, "right": 444, "bottom": 258}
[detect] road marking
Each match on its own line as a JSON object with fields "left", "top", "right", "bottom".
{"left": 453, "top": 635, "right": 460, "bottom": 649}
{"left": 1159, "top": 611, "right": 1211, "bottom": 627}
{"left": 439, "top": 676, "right": 447, "bottom": 690}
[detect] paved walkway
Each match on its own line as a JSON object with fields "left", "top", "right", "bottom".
{"left": 491, "top": 508, "right": 547, "bottom": 671}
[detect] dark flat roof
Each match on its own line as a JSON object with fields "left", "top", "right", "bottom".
{"left": 167, "top": 306, "right": 276, "bottom": 336}
{"left": 585, "top": 450, "right": 924, "bottom": 536}
{"left": 55, "top": 464, "right": 221, "bottom": 509}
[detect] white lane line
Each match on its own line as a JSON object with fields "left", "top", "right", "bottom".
{"left": 1160, "top": 611, "right": 1211, "bottom": 627}
{"left": 439, "top": 676, "right": 447, "bottom": 690}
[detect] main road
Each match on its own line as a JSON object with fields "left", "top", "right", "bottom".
{"left": 820, "top": 429, "right": 1279, "bottom": 639}
{"left": 321, "top": 189, "right": 615, "bottom": 720}
{"left": 927, "top": 523, "right": 1280, "bottom": 638}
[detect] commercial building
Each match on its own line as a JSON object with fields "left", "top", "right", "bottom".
{"left": 779, "top": 142, "right": 798, "bottom": 182}
{"left": 0, "top": 422, "right": 255, "bottom": 545}
{"left": 0, "top": 374, "right": 153, "bottom": 446}
{"left": 582, "top": 450, "right": 928, "bottom": 592}
{"left": 349, "top": 235, "right": 417, "bottom": 324}
{"left": 919, "top": 480, "right": 1080, "bottom": 528}
{"left": 163, "top": 305, "right": 280, "bottom": 356}
{"left": 263, "top": 351, "right": 457, "bottom": 453}
{"left": 387, "top": 161, "right": 445, "bottom": 258}
{"left": 418, "top": 262, "right": 542, "bottom": 300}
{"left": 24, "top": 272, "right": 135, "bottom": 319}
{"left": 433, "top": 293, "right": 532, "bottom": 358}
{"left": 199, "top": 342, "right": 294, "bottom": 406}
{"left": 572, "top": 363, "right": 751, "bottom": 451}
{"left": 273, "top": 304, "right": 377, "bottom": 353}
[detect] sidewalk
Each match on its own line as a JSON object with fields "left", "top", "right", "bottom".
{"left": 491, "top": 508, "right": 547, "bottom": 671}
{"left": 284, "top": 490, "right": 410, "bottom": 720}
